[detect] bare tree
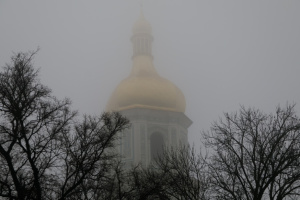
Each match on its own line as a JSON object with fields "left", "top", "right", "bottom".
{"left": 56, "top": 113, "right": 128, "bottom": 200}
{"left": 0, "top": 50, "right": 129, "bottom": 200}
{"left": 72, "top": 158, "right": 133, "bottom": 200}
{"left": 205, "top": 105, "right": 300, "bottom": 200}
{"left": 155, "top": 146, "right": 211, "bottom": 200}
{"left": 127, "top": 164, "right": 171, "bottom": 200}
{"left": 115, "top": 146, "right": 210, "bottom": 200}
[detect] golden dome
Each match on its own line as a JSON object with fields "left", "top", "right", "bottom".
{"left": 106, "top": 13, "right": 186, "bottom": 113}
{"left": 106, "top": 76, "right": 185, "bottom": 112}
{"left": 106, "top": 57, "right": 186, "bottom": 113}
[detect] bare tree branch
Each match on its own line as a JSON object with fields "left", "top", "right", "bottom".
{"left": 205, "top": 104, "right": 300, "bottom": 200}
{"left": 0, "top": 50, "right": 129, "bottom": 200}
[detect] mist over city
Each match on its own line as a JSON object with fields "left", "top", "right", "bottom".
{"left": 1, "top": 1, "right": 300, "bottom": 199}
{"left": 1, "top": 1, "right": 300, "bottom": 146}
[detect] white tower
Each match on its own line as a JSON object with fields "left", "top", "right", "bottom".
{"left": 106, "top": 12, "right": 192, "bottom": 168}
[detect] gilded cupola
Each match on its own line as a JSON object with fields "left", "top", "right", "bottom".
{"left": 106, "top": 12, "right": 186, "bottom": 113}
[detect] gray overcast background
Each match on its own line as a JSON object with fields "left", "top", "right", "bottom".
{"left": 1, "top": 1, "right": 300, "bottom": 147}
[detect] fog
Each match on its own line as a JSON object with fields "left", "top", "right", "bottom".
{"left": 1, "top": 1, "right": 300, "bottom": 148}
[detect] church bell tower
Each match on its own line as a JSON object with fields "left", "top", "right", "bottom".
{"left": 106, "top": 11, "right": 192, "bottom": 168}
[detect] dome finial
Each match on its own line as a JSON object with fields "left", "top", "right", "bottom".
{"left": 132, "top": 2, "right": 152, "bottom": 35}
{"left": 140, "top": 0, "right": 143, "bottom": 12}
{"left": 139, "top": 0, "right": 145, "bottom": 18}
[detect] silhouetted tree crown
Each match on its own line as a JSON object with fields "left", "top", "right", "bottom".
{"left": 205, "top": 105, "right": 300, "bottom": 200}
{"left": 0, "top": 50, "right": 129, "bottom": 200}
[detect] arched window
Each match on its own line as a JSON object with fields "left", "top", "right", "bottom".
{"left": 122, "top": 129, "right": 132, "bottom": 158}
{"left": 150, "top": 132, "right": 164, "bottom": 160}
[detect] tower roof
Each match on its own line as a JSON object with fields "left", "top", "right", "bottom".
{"left": 106, "top": 13, "right": 186, "bottom": 113}
{"left": 132, "top": 10, "right": 152, "bottom": 35}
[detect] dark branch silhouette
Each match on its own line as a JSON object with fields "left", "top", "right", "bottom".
{"left": 205, "top": 105, "right": 300, "bottom": 200}
{"left": 0, "top": 50, "right": 129, "bottom": 200}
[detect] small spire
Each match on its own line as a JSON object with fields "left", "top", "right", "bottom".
{"left": 140, "top": 0, "right": 143, "bottom": 10}
{"left": 140, "top": 0, "right": 144, "bottom": 15}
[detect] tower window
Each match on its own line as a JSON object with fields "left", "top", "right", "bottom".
{"left": 150, "top": 132, "right": 164, "bottom": 160}
{"left": 122, "top": 129, "right": 132, "bottom": 158}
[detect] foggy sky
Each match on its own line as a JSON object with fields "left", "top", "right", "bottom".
{"left": 1, "top": 1, "right": 300, "bottom": 147}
